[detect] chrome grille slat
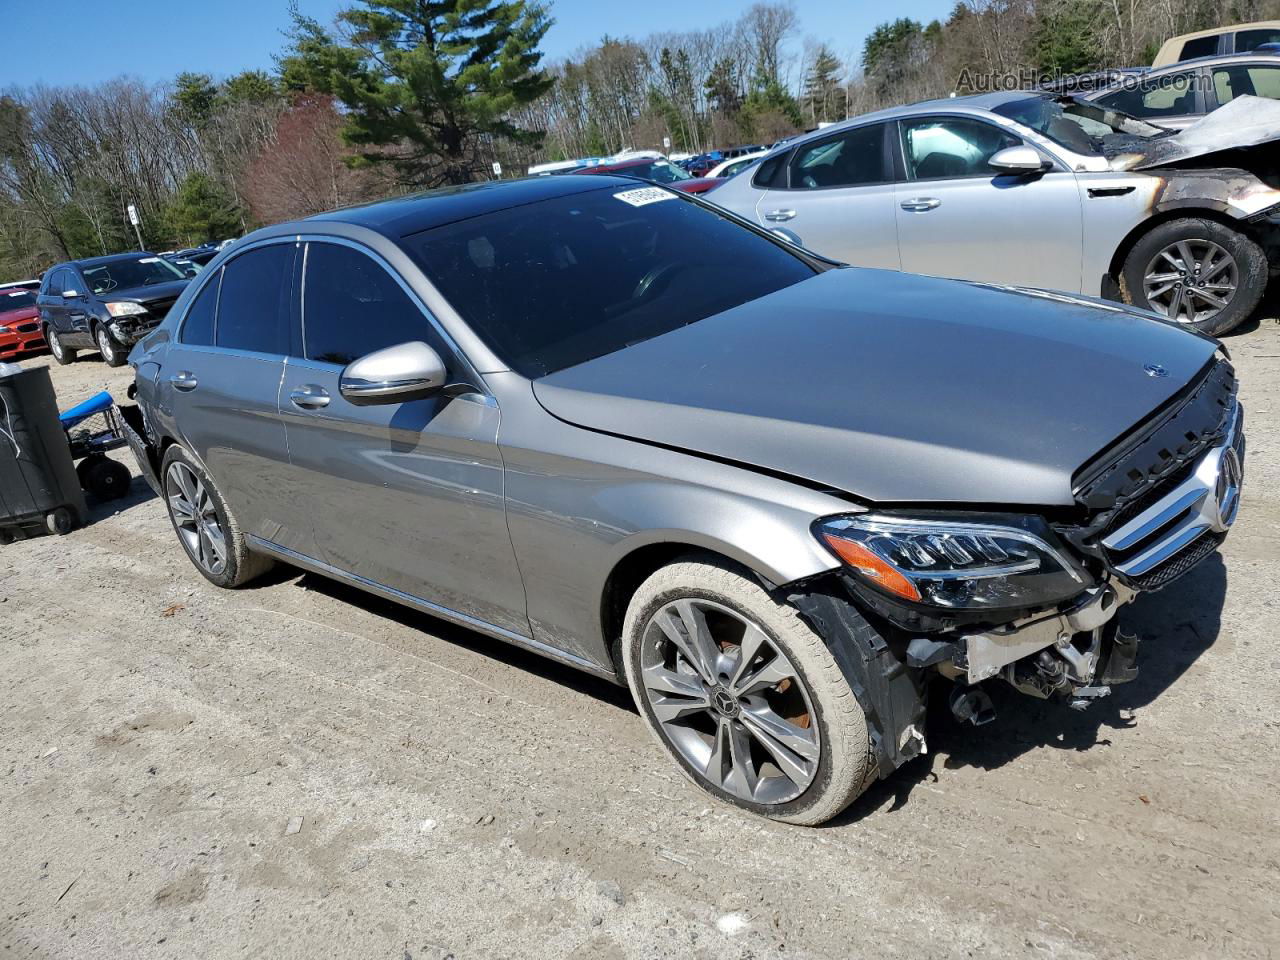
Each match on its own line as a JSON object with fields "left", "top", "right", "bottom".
{"left": 1112, "top": 515, "right": 1212, "bottom": 576}
{"left": 1103, "top": 485, "right": 1207, "bottom": 551}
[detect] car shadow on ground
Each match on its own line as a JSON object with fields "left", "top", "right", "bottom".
{"left": 286, "top": 570, "right": 638, "bottom": 712}
{"left": 833, "top": 555, "right": 1228, "bottom": 825}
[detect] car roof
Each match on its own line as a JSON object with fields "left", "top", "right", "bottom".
{"left": 769, "top": 90, "right": 1046, "bottom": 154}
{"left": 301, "top": 175, "right": 630, "bottom": 237}
{"left": 1147, "top": 51, "right": 1280, "bottom": 71}
{"left": 1161, "top": 19, "right": 1280, "bottom": 44}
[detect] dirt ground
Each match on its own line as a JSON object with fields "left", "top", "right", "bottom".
{"left": 2, "top": 308, "right": 1278, "bottom": 960}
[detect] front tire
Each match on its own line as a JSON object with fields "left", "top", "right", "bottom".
{"left": 160, "top": 445, "right": 273, "bottom": 588}
{"left": 95, "top": 323, "right": 127, "bottom": 367}
{"left": 1120, "top": 217, "right": 1267, "bottom": 337}
{"left": 622, "top": 556, "right": 873, "bottom": 825}
{"left": 46, "top": 326, "right": 77, "bottom": 365}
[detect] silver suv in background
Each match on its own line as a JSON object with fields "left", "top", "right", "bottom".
{"left": 710, "top": 91, "right": 1280, "bottom": 336}
{"left": 126, "top": 177, "right": 1244, "bottom": 824}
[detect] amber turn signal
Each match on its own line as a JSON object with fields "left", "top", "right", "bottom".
{"left": 821, "top": 534, "right": 922, "bottom": 602}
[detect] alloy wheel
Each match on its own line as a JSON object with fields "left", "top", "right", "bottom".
{"left": 97, "top": 326, "right": 115, "bottom": 363}
{"left": 638, "top": 598, "right": 821, "bottom": 805}
{"left": 1143, "top": 239, "right": 1238, "bottom": 325}
{"left": 48, "top": 329, "right": 63, "bottom": 360}
{"left": 165, "top": 461, "right": 227, "bottom": 576}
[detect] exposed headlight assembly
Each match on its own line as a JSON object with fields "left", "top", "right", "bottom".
{"left": 817, "top": 515, "right": 1088, "bottom": 610}
{"left": 105, "top": 301, "right": 147, "bottom": 318}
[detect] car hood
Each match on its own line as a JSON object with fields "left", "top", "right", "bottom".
{"left": 0, "top": 305, "right": 38, "bottom": 324}
{"left": 532, "top": 269, "right": 1218, "bottom": 506}
{"left": 1106, "top": 95, "right": 1280, "bottom": 171}
{"left": 100, "top": 278, "right": 190, "bottom": 305}
{"left": 672, "top": 178, "right": 721, "bottom": 194}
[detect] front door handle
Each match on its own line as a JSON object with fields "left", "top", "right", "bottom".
{"left": 169, "top": 371, "right": 198, "bottom": 392}
{"left": 900, "top": 197, "right": 942, "bottom": 212}
{"left": 289, "top": 385, "right": 331, "bottom": 409}
{"left": 764, "top": 209, "right": 796, "bottom": 222}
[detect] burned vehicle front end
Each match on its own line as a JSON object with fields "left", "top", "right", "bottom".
{"left": 792, "top": 354, "right": 1242, "bottom": 773}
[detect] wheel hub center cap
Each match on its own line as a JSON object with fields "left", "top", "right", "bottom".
{"left": 710, "top": 686, "right": 740, "bottom": 718}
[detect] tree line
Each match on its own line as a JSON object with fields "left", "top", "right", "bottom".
{"left": 1, "top": 0, "right": 1275, "bottom": 281}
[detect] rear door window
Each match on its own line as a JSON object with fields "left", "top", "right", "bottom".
{"left": 787, "top": 124, "right": 888, "bottom": 189}
{"left": 1235, "top": 28, "right": 1280, "bottom": 53}
{"left": 1212, "top": 64, "right": 1280, "bottom": 104}
{"left": 214, "top": 244, "right": 294, "bottom": 355}
{"left": 301, "top": 243, "right": 438, "bottom": 366}
{"left": 900, "top": 118, "right": 1019, "bottom": 180}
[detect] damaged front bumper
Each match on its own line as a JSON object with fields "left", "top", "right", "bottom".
{"left": 948, "top": 579, "right": 1139, "bottom": 712}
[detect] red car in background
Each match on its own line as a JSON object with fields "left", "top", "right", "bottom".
{"left": 0, "top": 287, "right": 47, "bottom": 361}
{"left": 572, "top": 156, "right": 722, "bottom": 194}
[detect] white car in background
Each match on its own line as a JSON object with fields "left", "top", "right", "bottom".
{"left": 709, "top": 90, "right": 1280, "bottom": 335}
{"left": 706, "top": 151, "right": 769, "bottom": 179}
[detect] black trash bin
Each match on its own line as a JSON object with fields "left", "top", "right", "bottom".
{"left": 0, "top": 365, "right": 87, "bottom": 543}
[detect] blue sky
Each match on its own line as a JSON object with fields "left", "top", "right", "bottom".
{"left": 1, "top": 0, "right": 957, "bottom": 88}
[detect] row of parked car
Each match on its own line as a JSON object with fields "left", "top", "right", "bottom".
{"left": 0, "top": 240, "right": 235, "bottom": 369}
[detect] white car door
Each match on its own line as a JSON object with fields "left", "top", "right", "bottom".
{"left": 752, "top": 122, "right": 901, "bottom": 270}
{"left": 893, "top": 115, "right": 1085, "bottom": 292}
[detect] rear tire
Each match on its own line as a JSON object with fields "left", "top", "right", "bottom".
{"left": 622, "top": 556, "right": 873, "bottom": 825}
{"left": 1120, "top": 217, "right": 1267, "bottom": 337}
{"left": 160, "top": 445, "right": 273, "bottom": 588}
{"left": 46, "top": 326, "right": 77, "bottom": 365}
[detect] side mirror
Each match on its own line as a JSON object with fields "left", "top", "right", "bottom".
{"left": 988, "top": 146, "right": 1048, "bottom": 174}
{"left": 62, "top": 289, "right": 82, "bottom": 299}
{"left": 339, "top": 341, "right": 447, "bottom": 404}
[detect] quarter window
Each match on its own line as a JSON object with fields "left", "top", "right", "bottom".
{"left": 900, "top": 118, "right": 1019, "bottom": 180}
{"left": 788, "top": 124, "right": 887, "bottom": 189}
{"left": 302, "top": 243, "right": 433, "bottom": 366}
{"left": 214, "top": 244, "right": 294, "bottom": 355}
{"left": 1177, "top": 36, "right": 1218, "bottom": 61}
{"left": 179, "top": 269, "right": 220, "bottom": 346}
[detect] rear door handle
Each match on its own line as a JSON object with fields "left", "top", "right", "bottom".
{"left": 764, "top": 209, "right": 796, "bottom": 222}
{"left": 169, "top": 371, "right": 198, "bottom": 392}
{"left": 289, "top": 384, "right": 331, "bottom": 409}
{"left": 900, "top": 197, "right": 941, "bottom": 212}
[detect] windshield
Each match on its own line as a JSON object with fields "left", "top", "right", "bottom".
{"left": 623, "top": 160, "right": 693, "bottom": 183}
{"left": 407, "top": 185, "right": 817, "bottom": 377}
{"left": 993, "top": 95, "right": 1169, "bottom": 155}
{"left": 0, "top": 290, "right": 36, "bottom": 311}
{"left": 81, "top": 256, "right": 185, "bottom": 295}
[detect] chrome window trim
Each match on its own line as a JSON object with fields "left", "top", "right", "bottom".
{"left": 173, "top": 234, "right": 298, "bottom": 344}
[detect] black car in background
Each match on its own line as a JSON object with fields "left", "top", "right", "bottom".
{"left": 38, "top": 253, "right": 190, "bottom": 366}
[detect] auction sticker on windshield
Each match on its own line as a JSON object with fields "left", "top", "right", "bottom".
{"left": 614, "top": 187, "right": 676, "bottom": 207}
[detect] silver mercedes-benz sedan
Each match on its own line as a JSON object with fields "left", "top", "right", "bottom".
{"left": 710, "top": 90, "right": 1280, "bottom": 337}
{"left": 125, "top": 176, "right": 1244, "bottom": 824}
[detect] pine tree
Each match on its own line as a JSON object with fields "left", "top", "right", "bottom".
{"left": 802, "top": 48, "right": 846, "bottom": 125}
{"left": 279, "top": 0, "right": 554, "bottom": 187}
